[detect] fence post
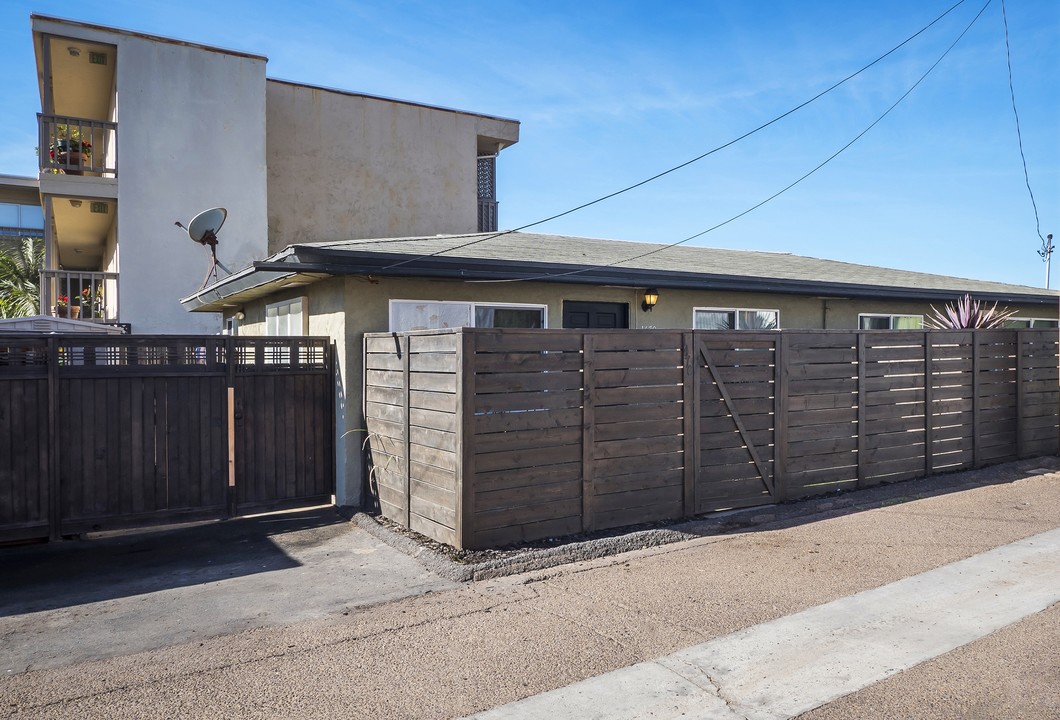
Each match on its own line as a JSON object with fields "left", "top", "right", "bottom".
{"left": 773, "top": 333, "right": 788, "bottom": 503}
{"left": 856, "top": 332, "right": 866, "bottom": 489}
{"left": 226, "top": 335, "right": 237, "bottom": 517}
{"left": 47, "top": 336, "right": 60, "bottom": 540}
{"left": 581, "top": 332, "right": 596, "bottom": 532}
{"left": 972, "top": 331, "right": 981, "bottom": 468}
{"left": 455, "top": 330, "right": 476, "bottom": 549}
{"left": 402, "top": 334, "right": 412, "bottom": 528}
{"left": 1015, "top": 330, "right": 1025, "bottom": 458}
{"left": 924, "top": 332, "right": 934, "bottom": 476}
{"left": 681, "top": 331, "right": 696, "bottom": 517}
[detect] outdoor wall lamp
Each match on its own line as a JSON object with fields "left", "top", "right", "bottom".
{"left": 642, "top": 288, "right": 659, "bottom": 312}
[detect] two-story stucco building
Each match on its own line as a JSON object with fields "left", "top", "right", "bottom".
{"left": 29, "top": 14, "right": 518, "bottom": 333}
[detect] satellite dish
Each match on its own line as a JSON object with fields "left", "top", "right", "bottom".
{"left": 188, "top": 207, "right": 227, "bottom": 244}
{"left": 174, "top": 207, "right": 232, "bottom": 290}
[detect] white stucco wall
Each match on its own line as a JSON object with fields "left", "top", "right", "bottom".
{"left": 265, "top": 81, "right": 519, "bottom": 253}
{"left": 114, "top": 34, "right": 269, "bottom": 333}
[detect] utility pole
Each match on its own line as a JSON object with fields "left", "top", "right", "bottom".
{"left": 1038, "top": 233, "right": 1054, "bottom": 289}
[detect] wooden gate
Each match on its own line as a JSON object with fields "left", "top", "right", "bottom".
{"left": 0, "top": 334, "right": 333, "bottom": 542}
{"left": 695, "top": 333, "right": 778, "bottom": 512}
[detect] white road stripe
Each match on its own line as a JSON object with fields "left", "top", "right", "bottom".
{"left": 466, "top": 528, "right": 1060, "bottom": 720}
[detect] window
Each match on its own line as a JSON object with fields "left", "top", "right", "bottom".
{"left": 694, "top": 307, "right": 779, "bottom": 330}
{"left": 389, "top": 300, "right": 546, "bottom": 332}
{"left": 266, "top": 297, "right": 306, "bottom": 336}
{"left": 858, "top": 314, "right": 922, "bottom": 330}
{"left": 0, "top": 203, "right": 45, "bottom": 239}
{"left": 1003, "top": 317, "right": 1059, "bottom": 329}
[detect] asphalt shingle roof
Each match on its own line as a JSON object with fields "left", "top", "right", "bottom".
{"left": 291, "top": 232, "right": 1056, "bottom": 300}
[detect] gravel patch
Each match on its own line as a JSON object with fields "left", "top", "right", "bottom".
{"left": 351, "top": 457, "right": 1060, "bottom": 582}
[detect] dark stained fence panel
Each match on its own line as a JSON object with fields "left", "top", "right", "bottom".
{"left": 364, "top": 328, "right": 1059, "bottom": 550}
{"left": 470, "top": 331, "right": 584, "bottom": 548}
{"left": 783, "top": 333, "right": 858, "bottom": 497}
{"left": 0, "top": 338, "right": 50, "bottom": 542}
{"left": 0, "top": 335, "right": 333, "bottom": 541}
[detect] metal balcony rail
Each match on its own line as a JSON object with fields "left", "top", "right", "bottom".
{"left": 38, "top": 114, "right": 117, "bottom": 177}
{"left": 40, "top": 269, "right": 119, "bottom": 322}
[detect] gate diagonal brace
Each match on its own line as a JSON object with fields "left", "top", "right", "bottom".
{"left": 699, "top": 343, "right": 775, "bottom": 496}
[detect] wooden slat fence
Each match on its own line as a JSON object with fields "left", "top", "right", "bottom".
{"left": 364, "top": 328, "right": 1059, "bottom": 550}
{"left": 0, "top": 334, "right": 333, "bottom": 542}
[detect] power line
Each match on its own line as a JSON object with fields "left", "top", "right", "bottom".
{"left": 472, "top": 0, "right": 993, "bottom": 285}
{"left": 379, "top": 0, "right": 971, "bottom": 270}
{"left": 1001, "top": 0, "right": 1047, "bottom": 248}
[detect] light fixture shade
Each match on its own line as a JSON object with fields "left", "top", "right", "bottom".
{"left": 642, "top": 287, "right": 659, "bottom": 311}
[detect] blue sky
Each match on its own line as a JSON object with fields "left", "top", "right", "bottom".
{"left": 1, "top": 0, "right": 1057, "bottom": 288}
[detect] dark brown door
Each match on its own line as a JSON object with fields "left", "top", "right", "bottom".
{"left": 562, "top": 301, "right": 629, "bottom": 329}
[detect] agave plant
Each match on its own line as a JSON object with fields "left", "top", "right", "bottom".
{"left": 924, "top": 293, "right": 1017, "bottom": 330}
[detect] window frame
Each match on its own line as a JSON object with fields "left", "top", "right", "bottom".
{"left": 693, "top": 306, "right": 780, "bottom": 330}
{"left": 1002, "top": 317, "right": 1059, "bottom": 329}
{"left": 388, "top": 299, "right": 548, "bottom": 332}
{"left": 858, "top": 313, "right": 923, "bottom": 330}
{"left": 265, "top": 296, "right": 308, "bottom": 337}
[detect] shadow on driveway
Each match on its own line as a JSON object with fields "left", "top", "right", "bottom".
{"left": 0, "top": 506, "right": 343, "bottom": 616}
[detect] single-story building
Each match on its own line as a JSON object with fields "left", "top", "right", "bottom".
{"left": 180, "top": 231, "right": 1060, "bottom": 506}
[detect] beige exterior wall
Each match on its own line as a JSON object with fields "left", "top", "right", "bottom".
{"left": 230, "top": 274, "right": 1058, "bottom": 507}
{"left": 265, "top": 81, "right": 519, "bottom": 254}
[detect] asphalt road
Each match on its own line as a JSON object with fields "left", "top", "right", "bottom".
{"left": 2, "top": 464, "right": 1057, "bottom": 719}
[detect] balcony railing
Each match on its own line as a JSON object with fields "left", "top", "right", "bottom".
{"left": 38, "top": 114, "right": 117, "bottom": 177}
{"left": 40, "top": 270, "right": 119, "bottom": 323}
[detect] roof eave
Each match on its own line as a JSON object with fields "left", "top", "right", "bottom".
{"left": 254, "top": 248, "right": 1060, "bottom": 306}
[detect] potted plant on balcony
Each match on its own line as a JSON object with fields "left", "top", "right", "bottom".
{"left": 49, "top": 127, "right": 92, "bottom": 175}
{"left": 78, "top": 287, "right": 104, "bottom": 319}
{"left": 54, "top": 294, "right": 75, "bottom": 318}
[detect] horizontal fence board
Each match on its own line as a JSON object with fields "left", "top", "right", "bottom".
{"left": 594, "top": 349, "right": 683, "bottom": 370}
{"left": 474, "top": 497, "right": 583, "bottom": 531}
{"left": 474, "top": 444, "right": 582, "bottom": 473}
{"left": 474, "top": 407, "right": 582, "bottom": 433}
{"left": 475, "top": 370, "right": 583, "bottom": 394}
{"left": 474, "top": 332, "right": 582, "bottom": 353}
{"left": 475, "top": 389, "right": 581, "bottom": 413}
{"left": 410, "top": 494, "right": 457, "bottom": 530}
{"left": 474, "top": 462, "right": 582, "bottom": 494}
{"left": 474, "top": 351, "right": 583, "bottom": 373}
{"left": 410, "top": 461, "right": 456, "bottom": 491}
{"left": 594, "top": 333, "right": 683, "bottom": 352}
{"left": 474, "top": 426, "right": 582, "bottom": 454}
{"left": 595, "top": 417, "right": 685, "bottom": 442}
{"left": 471, "top": 516, "right": 582, "bottom": 549}
{"left": 410, "top": 353, "right": 458, "bottom": 373}
{"left": 476, "top": 479, "right": 582, "bottom": 512}
{"left": 595, "top": 435, "right": 684, "bottom": 460}
{"left": 596, "top": 451, "right": 684, "bottom": 476}
{"left": 410, "top": 513, "right": 457, "bottom": 546}
{"left": 595, "top": 367, "right": 684, "bottom": 388}
{"left": 593, "top": 500, "right": 684, "bottom": 531}
{"left": 595, "top": 385, "right": 683, "bottom": 406}
{"left": 701, "top": 428, "right": 773, "bottom": 450}
{"left": 592, "top": 468, "right": 684, "bottom": 495}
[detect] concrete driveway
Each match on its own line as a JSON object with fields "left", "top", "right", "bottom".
{"left": 0, "top": 506, "right": 459, "bottom": 673}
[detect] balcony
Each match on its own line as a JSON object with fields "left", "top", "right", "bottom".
{"left": 38, "top": 114, "right": 117, "bottom": 177}
{"left": 40, "top": 270, "right": 119, "bottom": 323}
